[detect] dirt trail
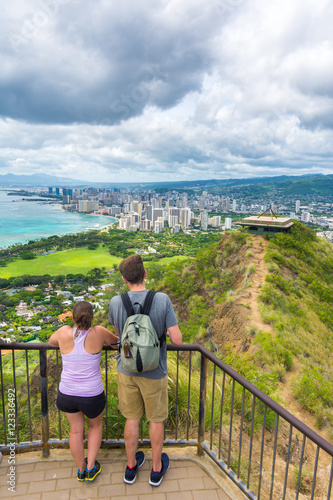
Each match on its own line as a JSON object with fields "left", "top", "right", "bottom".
{"left": 210, "top": 236, "right": 273, "bottom": 352}
{"left": 211, "top": 234, "right": 331, "bottom": 443}
{"left": 207, "top": 235, "right": 333, "bottom": 498}
{"left": 235, "top": 236, "right": 274, "bottom": 335}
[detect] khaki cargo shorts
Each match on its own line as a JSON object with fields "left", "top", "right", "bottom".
{"left": 117, "top": 372, "right": 168, "bottom": 422}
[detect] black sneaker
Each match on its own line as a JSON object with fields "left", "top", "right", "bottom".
{"left": 77, "top": 469, "right": 86, "bottom": 481}
{"left": 85, "top": 460, "right": 101, "bottom": 482}
{"left": 124, "top": 451, "right": 145, "bottom": 484}
{"left": 149, "top": 453, "right": 170, "bottom": 487}
{"left": 77, "top": 458, "right": 87, "bottom": 481}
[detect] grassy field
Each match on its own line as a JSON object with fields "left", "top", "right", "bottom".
{"left": 0, "top": 246, "right": 121, "bottom": 278}
{"left": 0, "top": 247, "right": 189, "bottom": 278}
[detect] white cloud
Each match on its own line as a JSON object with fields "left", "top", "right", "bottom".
{"left": 0, "top": 0, "right": 332, "bottom": 182}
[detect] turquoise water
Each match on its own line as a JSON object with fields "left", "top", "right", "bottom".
{"left": 0, "top": 190, "right": 116, "bottom": 249}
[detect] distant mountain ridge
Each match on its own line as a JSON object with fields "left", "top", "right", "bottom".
{"left": 0, "top": 173, "right": 85, "bottom": 187}
{"left": 1, "top": 172, "right": 332, "bottom": 195}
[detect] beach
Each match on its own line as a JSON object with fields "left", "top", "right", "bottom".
{"left": 0, "top": 190, "right": 116, "bottom": 249}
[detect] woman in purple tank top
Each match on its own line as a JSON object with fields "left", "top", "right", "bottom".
{"left": 49, "top": 301, "right": 118, "bottom": 482}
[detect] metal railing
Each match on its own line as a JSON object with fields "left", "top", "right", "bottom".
{"left": 1, "top": 343, "right": 333, "bottom": 499}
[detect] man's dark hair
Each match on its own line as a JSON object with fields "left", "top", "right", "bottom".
{"left": 119, "top": 254, "right": 145, "bottom": 284}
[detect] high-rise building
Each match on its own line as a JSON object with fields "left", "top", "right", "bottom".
{"left": 212, "top": 216, "right": 221, "bottom": 227}
{"left": 146, "top": 205, "right": 153, "bottom": 221}
{"left": 131, "top": 200, "right": 139, "bottom": 213}
{"left": 137, "top": 203, "right": 143, "bottom": 217}
{"left": 78, "top": 200, "right": 99, "bottom": 213}
{"left": 232, "top": 199, "right": 237, "bottom": 211}
{"left": 130, "top": 213, "right": 140, "bottom": 224}
{"left": 168, "top": 207, "right": 180, "bottom": 226}
{"left": 169, "top": 215, "right": 179, "bottom": 228}
{"left": 119, "top": 216, "right": 130, "bottom": 230}
{"left": 225, "top": 218, "right": 232, "bottom": 230}
{"left": 63, "top": 195, "right": 71, "bottom": 205}
{"left": 201, "top": 210, "right": 209, "bottom": 231}
{"left": 140, "top": 219, "right": 151, "bottom": 231}
{"left": 154, "top": 220, "right": 163, "bottom": 233}
{"left": 296, "top": 200, "right": 301, "bottom": 213}
{"left": 157, "top": 216, "right": 164, "bottom": 229}
{"left": 152, "top": 208, "right": 164, "bottom": 224}
{"left": 180, "top": 208, "right": 191, "bottom": 228}
{"left": 301, "top": 212, "right": 310, "bottom": 223}
{"left": 108, "top": 206, "right": 121, "bottom": 215}
{"left": 225, "top": 197, "right": 230, "bottom": 211}
{"left": 199, "top": 197, "right": 205, "bottom": 210}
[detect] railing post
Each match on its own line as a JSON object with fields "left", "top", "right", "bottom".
{"left": 198, "top": 352, "right": 208, "bottom": 456}
{"left": 40, "top": 349, "right": 49, "bottom": 457}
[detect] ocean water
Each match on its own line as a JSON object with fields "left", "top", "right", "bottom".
{"left": 0, "top": 189, "right": 116, "bottom": 249}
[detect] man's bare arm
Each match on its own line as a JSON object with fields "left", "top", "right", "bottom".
{"left": 167, "top": 324, "right": 182, "bottom": 345}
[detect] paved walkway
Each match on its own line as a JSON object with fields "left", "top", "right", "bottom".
{"left": 0, "top": 447, "right": 247, "bottom": 500}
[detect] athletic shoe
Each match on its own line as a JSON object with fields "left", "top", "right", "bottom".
{"left": 85, "top": 460, "right": 101, "bottom": 481}
{"left": 77, "top": 458, "right": 87, "bottom": 481}
{"left": 77, "top": 469, "right": 86, "bottom": 481}
{"left": 124, "top": 451, "right": 145, "bottom": 484}
{"left": 149, "top": 453, "right": 170, "bottom": 487}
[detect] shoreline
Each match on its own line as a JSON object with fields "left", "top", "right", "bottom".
{"left": 0, "top": 200, "right": 118, "bottom": 251}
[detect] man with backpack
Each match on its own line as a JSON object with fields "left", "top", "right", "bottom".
{"left": 108, "top": 254, "right": 182, "bottom": 487}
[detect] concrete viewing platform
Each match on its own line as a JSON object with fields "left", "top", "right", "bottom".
{"left": 0, "top": 447, "right": 247, "bottom": 500}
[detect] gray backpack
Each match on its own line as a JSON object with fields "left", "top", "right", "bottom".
{"left": 120, "top": 291, "right": 165, "bottom": 373}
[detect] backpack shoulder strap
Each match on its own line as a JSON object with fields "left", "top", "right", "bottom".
{"left": 142, "top": 290, "right": 166, "bottom": 346}
{"left": 121, "top": 292, "right": 135, "bottom": 317}
{"left": 142, "top": 290, "right": 156, "bottom": 315}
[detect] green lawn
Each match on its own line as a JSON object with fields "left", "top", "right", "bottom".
{"left": 0, "top": 246, "right": 121, "bottom": 278}
{"left": 0, "top": 249, "right": 189, "bottom": 279}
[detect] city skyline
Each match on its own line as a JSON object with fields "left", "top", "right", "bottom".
{"left": 1, "top": 0, "right": 333, "bottom": 182}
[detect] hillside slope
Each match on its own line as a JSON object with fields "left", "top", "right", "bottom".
{"left": 162, "top": 223, "right": 333, "bottom": 439}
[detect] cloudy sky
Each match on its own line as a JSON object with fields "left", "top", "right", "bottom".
{"left": 1, "top": 0, "right": 333, "bottom": 183}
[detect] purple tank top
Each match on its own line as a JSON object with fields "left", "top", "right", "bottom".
{"left": 59, "top": 328, "right": 104, "bottom": 397}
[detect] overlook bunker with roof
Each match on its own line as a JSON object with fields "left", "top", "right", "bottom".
{"left": 236, "top": 215, "right": 294, "bottom": 235}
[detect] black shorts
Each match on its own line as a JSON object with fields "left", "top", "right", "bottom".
{"left": 57, "top": 391, "right": 106, "bottom": 419}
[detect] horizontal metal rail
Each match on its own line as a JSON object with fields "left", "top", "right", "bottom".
{"left": 1, "top": 342, "right": 332, "bottom": 499}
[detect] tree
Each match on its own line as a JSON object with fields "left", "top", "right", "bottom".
{"left": 21, "top": 251, "right": 36, "bottom": 260}
{"left": 11, "top": 277, "right": 24, "bottom": 288}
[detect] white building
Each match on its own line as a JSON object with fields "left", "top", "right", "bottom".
{"left": 301, "top": 212, "right": 311, "bottom": 223}
{"left": 296, "top": 200, "right": 301, "bottom": 213}
{"left": 169, "top": 215, "right": 179, "bottom": 228}
{"left": 152, "top": 208, "right": 164, "bottom": 225}
{"left": 157, "top": 216, "right": 165, "bottom": 229}
{"left": 225, "top": 218, "right": 232, "bottom": 230}
{"left": 108, "top": 206, "right": 121, "bottom": 216}
{"left": 201, "top": 210, "right": 209, "bottom": 230}
{"left": 212, "top": 216, "right": 221, "bottom": 227}
{"left": 78, "top": 200, "right": 99, "bottom": 213}
{"left": 130, "top": 200, "right": 139, "bottom": 213}
{"left": 168, "top": 207, "right": 180, "bottom": 226}
{"left": 180, "top": 208, "right": 191, "bottom": 228}
{"left": 154, "top": 221, "right": 164, "bottom": 233}
{"left": 140, "top": 219, "right": 151, "bottom": 231}
{"left": 119, "top": 216, "right": 131, "bottom": 230}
